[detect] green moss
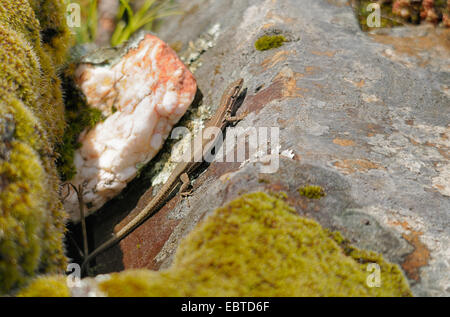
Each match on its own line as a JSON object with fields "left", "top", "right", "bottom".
{"left": 298, "top": 185, "right": 326, "bottom": 199}
{"left": 0, "top": 0, "right": 72, "bottom": 295}
{"left": 255, "top": 35, "right": 286, "bottom": 51}
{"left": 0, "top": 0, "right": 72, "bottom": 143}
{"left": 56, "top": 74, "right": 105, "bottom": 181}
{"left": 0, "top": 138, "right": 45, "bottom": 292}
{"left": 98, "top": 192, "right": 411, "bottom": 297}
{"left": 100, "top": 270, "right": 181, "bottom": 297}
{"left": 22, "top": 192, "right": 411, "bottom": 296}
{"left": 17, "top": 275, "right": 70, "bottom": 297}
{"left": 28, "top": 0, "right": 73, "bottom": 66}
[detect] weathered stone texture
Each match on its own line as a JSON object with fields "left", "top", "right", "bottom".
{"left": 92, "top": 0, "right": 448, "bottom": 296}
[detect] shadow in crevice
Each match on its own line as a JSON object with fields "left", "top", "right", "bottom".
{"left": 65, "top": 87, "right": 205, "bottom": 276}
{"left": 65, "top": 84, "right": 247, "bottom": 276}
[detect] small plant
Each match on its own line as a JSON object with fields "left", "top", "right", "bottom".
{"left": 68, "top": 0, "right": 179, "bottom": 46}
{"left": 111, "top": 0, "right": 180, "bottom": 47}
{"left": 71, "top": 0, "right": 98, "bottom": 44}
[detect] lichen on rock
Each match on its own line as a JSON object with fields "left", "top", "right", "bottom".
{"left": 0, "top": 0, "right": 72, "bottom": 295}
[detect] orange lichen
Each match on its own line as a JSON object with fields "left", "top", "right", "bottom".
{"left": 389, "top": 220, "right": 431, "bottom": 282}
{"left": 261, "top": 50, "right": 295, "bottom": 70}
{"left": 333, "top": 138, "right": 356, "bottom": 147}
{"left": 333, "top": 159, "right": 384, "bottom": 174}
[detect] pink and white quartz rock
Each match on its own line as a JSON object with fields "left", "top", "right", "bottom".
{"left": 64, "top": 33, "right": 197, "bottom": 222}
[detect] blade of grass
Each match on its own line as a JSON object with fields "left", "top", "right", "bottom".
{"left": 111, "top": 20, "right": 127, "bottom": 46}
{"left": 119, "top": 0, "right": 134, "bottom": 20}
{"left": 111, "top": 0, "right": 181, "bottom": 47}
{"left": 87, "top": 0, "right": 98, "bottom": 42}
{"left": 135, "top": 0, "right": 157, "bottom": 22}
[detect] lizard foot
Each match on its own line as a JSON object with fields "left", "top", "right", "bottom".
{"left": 180, "top": 190, "right": 193, "bottom": 197}
{"left": 225, "top": 110, "right": 248, "bottom": 123}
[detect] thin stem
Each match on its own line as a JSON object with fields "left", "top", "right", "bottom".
{"left": 70, "top": 183, "right": 90, "bottom": 274}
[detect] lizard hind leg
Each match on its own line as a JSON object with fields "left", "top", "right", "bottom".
{"left": 180, "top": 173, "right": 193, "bottom": 197}
{"left": 225, "top": 110, "right": 248, "bottom": 123}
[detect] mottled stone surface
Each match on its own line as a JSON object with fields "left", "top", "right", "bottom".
{"left": 91, "top": 0, "right": 449, "bottom": 296}
{"left": 64, "top": 33, "right": 197, "bottom": 222}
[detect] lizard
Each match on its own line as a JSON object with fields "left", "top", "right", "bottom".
{"left": 82, "top": 78, "right": 245, "bottom": 272}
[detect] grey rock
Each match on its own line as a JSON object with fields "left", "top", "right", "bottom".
{"left": 94, "top": 0, "right": 449, "bottom": 296}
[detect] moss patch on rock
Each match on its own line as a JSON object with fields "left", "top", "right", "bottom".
{"left": 98, "top": 192, "right": 411, "bottom": 297}
{"left": 255, "top": 35, "right": 286, "bottom": 51}
{"left": 56, "top": 70, "right": 104, "bottom": 181}
{"left": 298, "top": 185, "right": 326, "bottom": 199}
{"left": 0, "top": 0, "right": 72, "bottom": 295}
{"left": 17, "top": 275, "right": 70, "bottom": 297}
{"left": 20, "top": 192, "right": 412, "bottom": 296}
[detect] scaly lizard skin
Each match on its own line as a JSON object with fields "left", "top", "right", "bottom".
{"left": 82, "top": 78, "right": 245, "bottom": 271}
